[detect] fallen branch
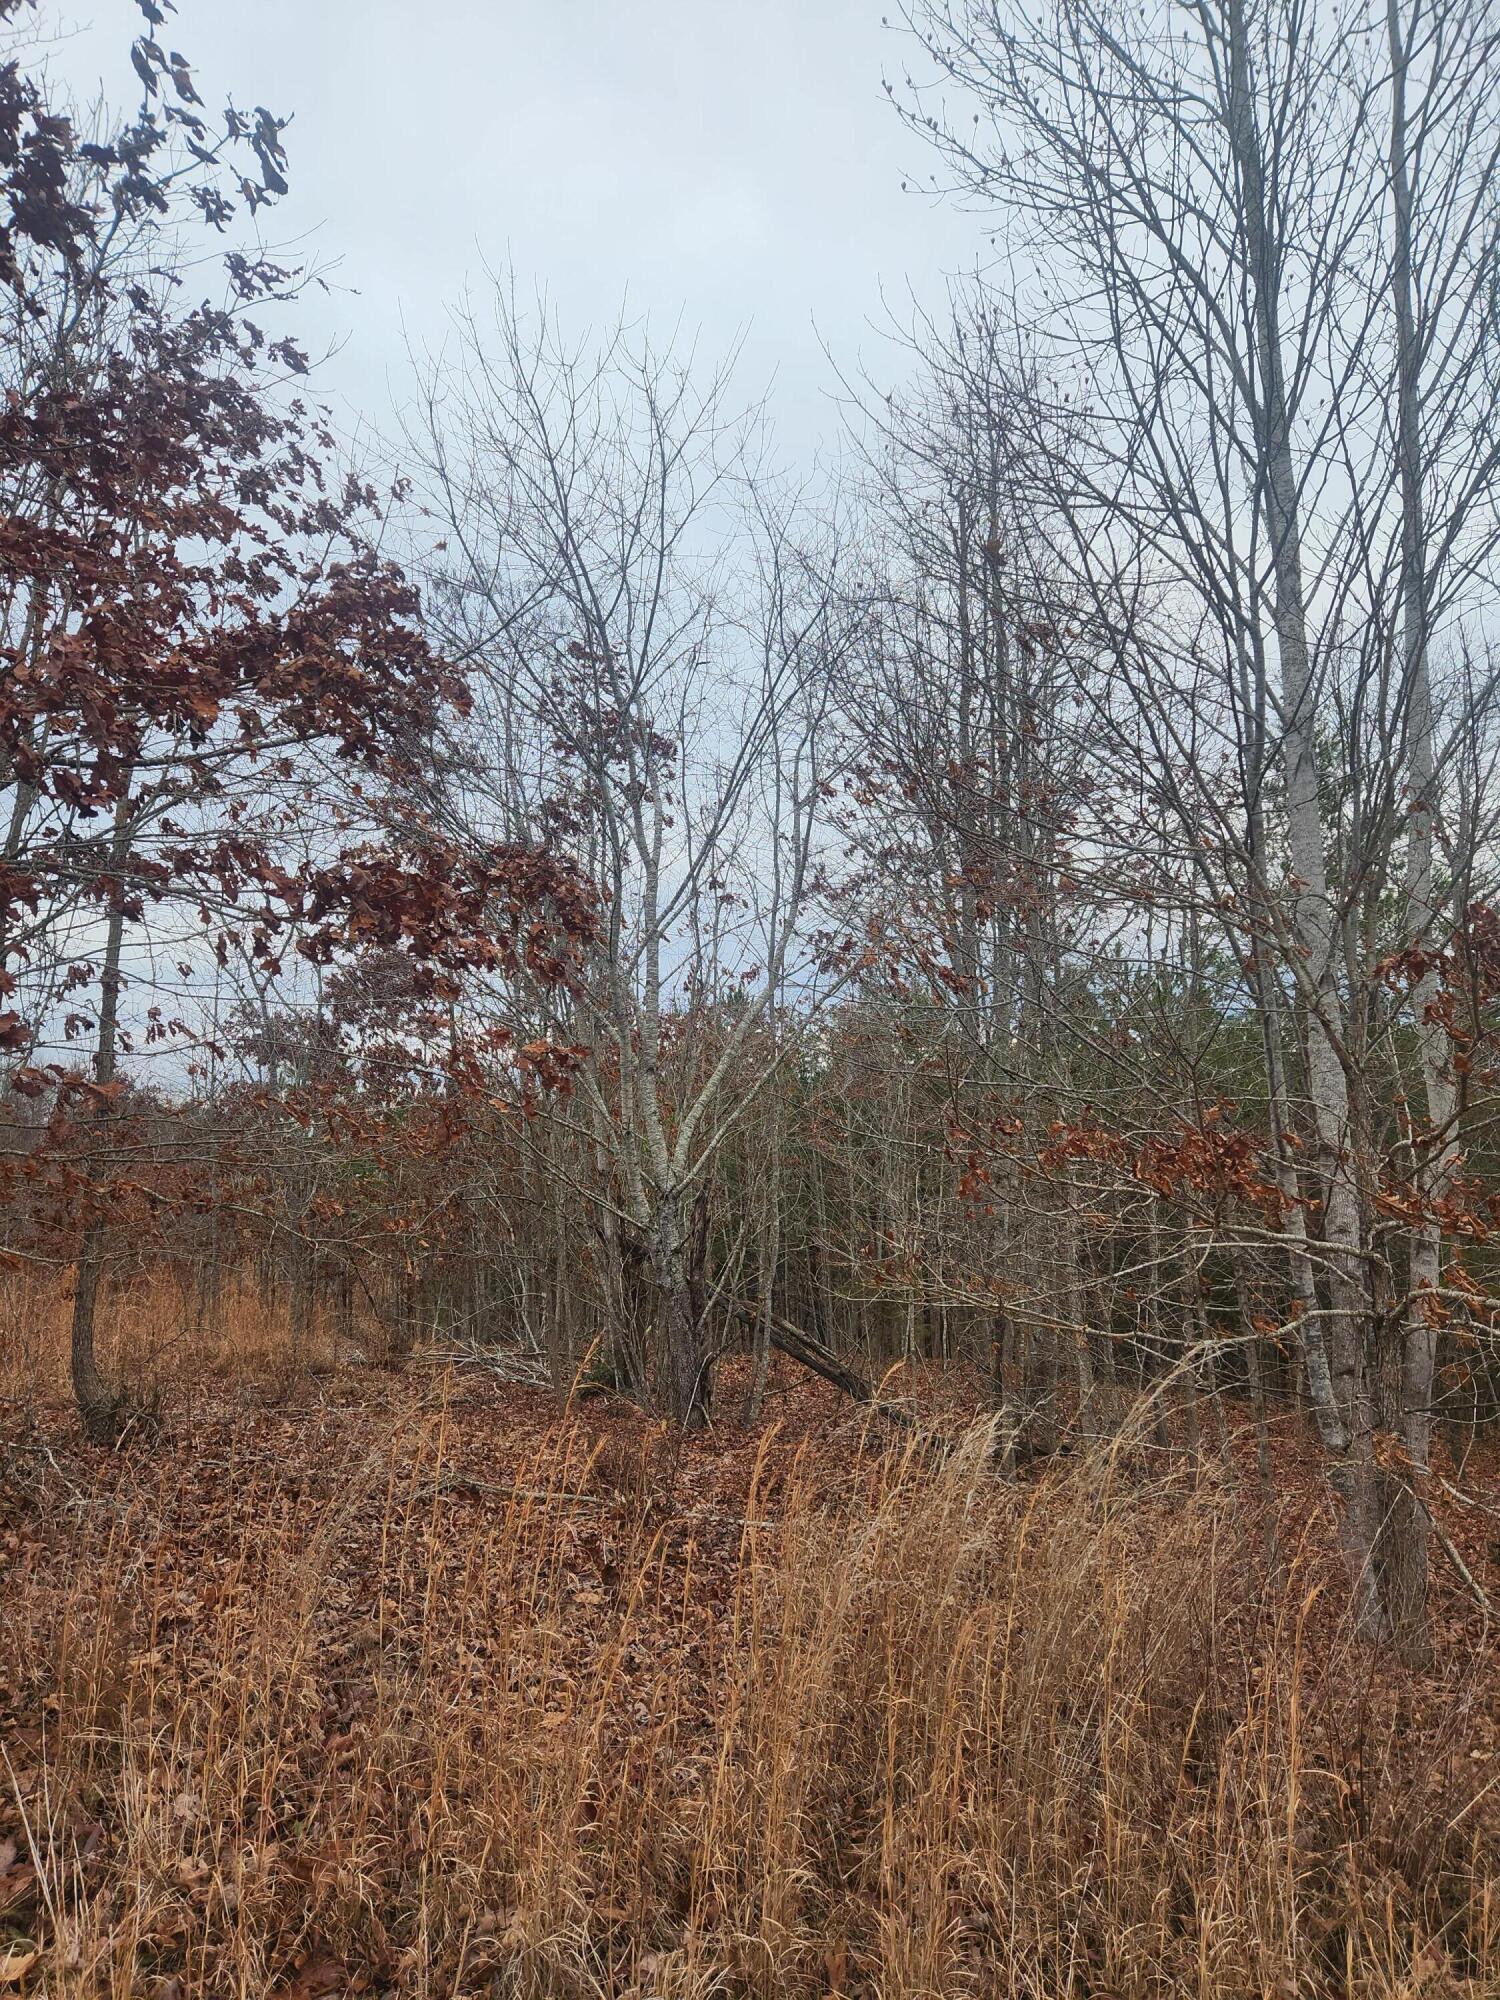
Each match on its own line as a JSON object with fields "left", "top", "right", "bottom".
{"left": 1427, "top": 1506, "right": 1496, "bottom": 1630}
{"left": 731, "top": 1301, "right": 917, "bottom": 1431}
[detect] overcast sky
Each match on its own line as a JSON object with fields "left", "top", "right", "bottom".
{"left": 39, "top": 0, "right": 986, "bottom": 466}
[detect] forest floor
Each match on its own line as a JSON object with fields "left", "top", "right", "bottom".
{"left": 2, "top": 1299, "right": 1500, "bottom": 1998}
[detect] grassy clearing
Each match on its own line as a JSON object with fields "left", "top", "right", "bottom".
{"left": 1, "top": 1286, "right": 1497, "bottom": 1997}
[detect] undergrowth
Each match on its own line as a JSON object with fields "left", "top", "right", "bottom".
{"left": 0, "top": 1284, "right": 1496, "bottom": 1997}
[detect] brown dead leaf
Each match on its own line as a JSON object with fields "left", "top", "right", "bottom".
{"left": 268, "top": 1952, "right": 347, "bottom": 1999}
{"left": 0, "top": 1946, "right": 38, "bottom": 1985}
{"left": 0, "top": 1865, "right": 37, "bottom": 1919}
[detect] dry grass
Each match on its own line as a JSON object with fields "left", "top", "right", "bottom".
{"left": 0, "top": 1271, "right": 351, "bottom": 1412}
{"left": 1, "top": 1283, "right": 1498, "bottom": 1997}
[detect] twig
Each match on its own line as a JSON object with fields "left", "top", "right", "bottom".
{"left": 1426, "top": 1505, "right": 1496, "bottom": 1628}
{"left": 1436, "top": 1472, "right": 1500, "bottom": 1526}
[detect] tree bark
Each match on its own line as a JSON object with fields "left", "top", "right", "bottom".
{"left": 654, "top": 1194, "right": 709, "bottom": 1429}
{"left": 70, "top": 796, "right": 132, "bottom": 1444}
{"left": 1224, "top": 0, "right": 1385, "bottom": 1638}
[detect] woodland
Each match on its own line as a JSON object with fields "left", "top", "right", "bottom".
{"left": 2, "top": 0, "right": 1500, "bottom": 1993}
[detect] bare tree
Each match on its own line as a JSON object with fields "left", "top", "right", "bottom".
{"left": 411, "top": 288, "right": 847, "bottom": 1424}
{"left": 829, "top": 282, "right": 1106, "bottom": 1455}
{"left": 891, "top": 0, "right": 1500, "bottom": 1646}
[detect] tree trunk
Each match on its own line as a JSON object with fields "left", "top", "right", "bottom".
{"left": 1382, "top": 0, "right": 1453, "bottom": 1668}
{"left": 71, "top": 1222, "right": 117, "bottom": 1443}
{"left": 1223, "top": 0, "right": 1385, "bottom": 1638}
{"left": 742, "top": 1124, "right": 781, "bottom": 1428}
{"left": 654, "top": 1194, "right": 709, "bottom": 1428}
{"left": 70, "top": 796, "right": 132, "bottom": 1445}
